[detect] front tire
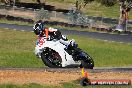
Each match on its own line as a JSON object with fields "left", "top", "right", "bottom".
{"left": 81, "top": 59, "right": 94, "bottom": 69}
{"left": 41, "top": 48, "right": 62, "bottom": 68}
{"left": 81, "top": 55, "right": 94, "bottom": 69}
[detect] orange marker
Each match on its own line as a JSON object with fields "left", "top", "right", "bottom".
{"left": 81, "top": 67, "right": 89, "bottom": 78}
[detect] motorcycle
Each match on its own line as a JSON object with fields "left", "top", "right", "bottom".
{"left": 34, "top": 34, "right": 94, "bottom": 69}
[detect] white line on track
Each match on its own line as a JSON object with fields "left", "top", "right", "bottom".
{"left": 121, "top": 33, "right": 131, "bottom": 35}
{"left": 21, "top": 30, "right": 25, "bottom": 32}
{"left": 96, "top": 38, "right": 131, "bottom": 45}
{"left": 111, "top": 41, "right": 115, "bottom": 43}
{"left": 127, "top": 43, "right": 131, "bottom": 45}
{"left": 119, "top": 42, "right": 124, "bottom": 44}
{"left": 13, "top": 29, "right": 16, "bottom": 31}
{"left": 20, "top": 7, "right": 25, "bottom": 9}
{"left": 5, "top": 28, "right": 9, "bottom": 30}
{"left": 103, "top": 40, "right": 108, "bottom": 42}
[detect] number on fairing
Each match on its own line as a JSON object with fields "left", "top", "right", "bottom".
{"left": 38, "top": 37, "right": 45, "bottom": 47}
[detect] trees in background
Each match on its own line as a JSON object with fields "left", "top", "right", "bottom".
{"left": 0, "top": 0, "right": 14, "bottom": 4}
{"left": 75, "top": 0, "right": 94, "bottom": 11}
{"left": 0, "top": 0, "right": 44, "bottom": 4}
{"left": 75, "top": 0, "right": 131, "bottom": 11}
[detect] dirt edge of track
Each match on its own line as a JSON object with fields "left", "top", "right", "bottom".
{"left": 0, "top": 69, "right": 132, "bottom": 86}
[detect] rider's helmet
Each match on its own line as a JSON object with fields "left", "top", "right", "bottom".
{"left": 33, "top": 20, "right": 45, "bottom": 35}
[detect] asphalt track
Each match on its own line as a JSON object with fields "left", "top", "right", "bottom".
{"left": 0, "top": 23, "right": 132, "bottom": 72}
{"left": 0, "top": 67, "right": 132, "bottom": 72}
{"left": 0, "top": 23, "right": 132, "bottom": 44}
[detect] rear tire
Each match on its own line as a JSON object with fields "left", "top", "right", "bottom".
{"left": 41, "top": 48, "right": 62, "bottom": 68}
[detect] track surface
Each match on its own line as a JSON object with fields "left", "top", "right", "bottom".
{"left": 0, "top": 67, "right": 132, "bottom": 72}
{"left": 0, "top": 23, "right": 132, "bottom": 44}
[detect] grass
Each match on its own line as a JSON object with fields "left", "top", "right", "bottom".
{"left": 83, "top": 3, "right": 121, "bottom": 19}
{"left": 0, "top": 19, "right": 33, "bottom": 26}
{"left": 0, "top": 82, "right": 132, "bottom": 88}
{"left": 0, "top": 83, "right": 44, "bottom": 88}
{"left": 0, "top": 28, "right": 44, "bottom": 67}
{"left": 0, "top": 83, "right": 47, "bottom": 88}
{"left": 68, "top": 35, "right": 132, "bottom": 67}
{"left": 0, "top": 28, "right": 132, "bottom": 67}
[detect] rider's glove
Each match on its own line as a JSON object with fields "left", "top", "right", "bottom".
{"left": 69, "top": 39, "right": 78, "bottom": 48}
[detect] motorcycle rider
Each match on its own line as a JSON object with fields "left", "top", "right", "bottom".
{"left": 33, "top": 20, "right": 77, "bottom": 52}
{"left": 33, "top": 20, "right": 61, "bottom": 39}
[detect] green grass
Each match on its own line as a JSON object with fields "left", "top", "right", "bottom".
{"left": 68, "top": 35, "right": 132, "bottom": 67}
{"left": 0, "top": 19, "right": 33, "bottom": 26}
{"left": 0, "top": 28, "right": 132, "bottom": 67}
{"left": 0, "top": 83, "right": 44, "bottom": 88}
{"left": 62, "top": 82, "right": 132, "bottom": 88}
{"left": 0, "top": 82, "right": 132, "bottom": 88}
{"left": 83, "top": 3, "right": 120, "bottom": 19}
{"left": 0, "top": 28, "right": 44, "bottom": 67}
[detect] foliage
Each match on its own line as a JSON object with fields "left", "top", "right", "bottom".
{"left": 100, "top": 0, "right": 117, "bottom": 7}
{"left": 75, "top": 0, "right": 95, "bottom": 11}
{"left": 84, "top": 0, "right": 94, "bottom": 6}
{"left": 75, "top": 0, "right": 132, "bottom": 10}
{"left": 35, "top": 8, "right": 51, "bottom": 21}
{"left": 68, "top": 10, "right": 90, "bottom": 25}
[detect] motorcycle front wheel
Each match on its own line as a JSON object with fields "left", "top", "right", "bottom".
{"left": 81, "top": 54, "right": 94, "bottom": 69}
{"left": 41, "top": 48, "right": 62, "bottom": 68}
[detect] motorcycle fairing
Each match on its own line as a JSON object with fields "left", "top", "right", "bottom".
{"left": 35, "top": 39, "right": 81, "bottom": 67}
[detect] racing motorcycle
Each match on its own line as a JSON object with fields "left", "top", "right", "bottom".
{"left": 34, "top": 35, "right": 94, "bottom": 69}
